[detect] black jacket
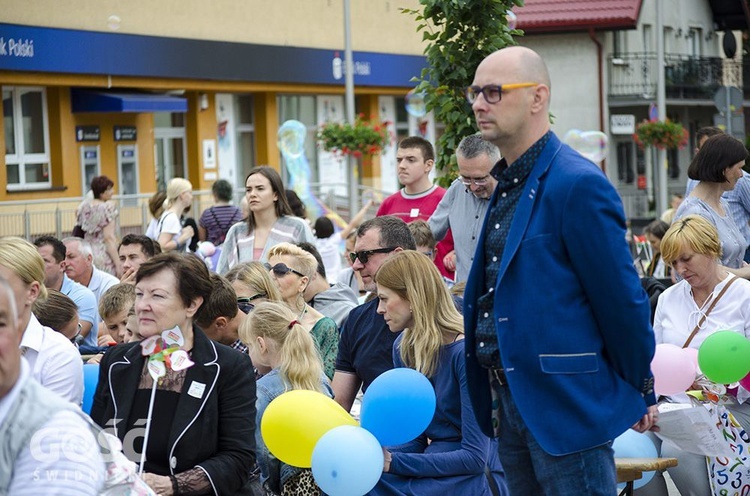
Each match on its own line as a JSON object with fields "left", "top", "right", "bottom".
{"left": 91, "top": 327, "right": 258, "bottom": 495}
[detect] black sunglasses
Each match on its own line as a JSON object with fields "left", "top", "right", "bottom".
{"left": 264, "top": 262, "right": 306, "bottom": 278}
{"left": 349, "top": 247, "right": 398, "bottom": 264}
{"left": 237, "top": 293, "right": 266, "bottom": 314}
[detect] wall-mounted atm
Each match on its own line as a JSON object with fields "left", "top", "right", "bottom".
{"left": 117, "top": 144, "right": 139, "bottom": 206}
{"left": 79, "top": 146, "right": 101, "bottom": 196}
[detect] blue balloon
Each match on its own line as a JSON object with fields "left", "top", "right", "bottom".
{"left": 360, "top": 368, "right": 436, "bottom": 446}
{"left": 613, "top": 429, "right": 658, "bottom": 489}
{"left": 312, "top": 425, "right": 383, "bottom": 496}
{"left": 81, "top": 363, "right": 99, "bottom": 414}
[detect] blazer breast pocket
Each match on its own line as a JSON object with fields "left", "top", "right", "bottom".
{"left": 539, "top": 353, "right": 599, "bottom": 374}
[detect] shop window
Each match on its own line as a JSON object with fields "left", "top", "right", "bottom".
{"left": 235, "top": 95, "right": 256, "bottom": 183}
{"left": 668, "top": 147, "right": 680, "bottom": 179}
{"left": 616, "top": 141, "right": 635, "bottom": 184}
{"left": 3, "top": 87, "right": 50, "bottom": 190}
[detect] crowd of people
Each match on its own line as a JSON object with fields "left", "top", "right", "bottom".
{"left": 3, "top": 44, "right": 748, "bottom": 496}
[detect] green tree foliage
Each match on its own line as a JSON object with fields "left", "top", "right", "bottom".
{"left": 402, "top": 0, "right": 522, "bottom": 186}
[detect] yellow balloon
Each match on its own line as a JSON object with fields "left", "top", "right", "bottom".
{"left": 261, "top": 390, "right": 357, "bottom": 468}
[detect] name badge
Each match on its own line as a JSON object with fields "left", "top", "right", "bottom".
{"left": 187, "top": 381, "right": 206, "bottom": 399}
{"left": 410, "top": 208, "right": 420, "bottom": 218}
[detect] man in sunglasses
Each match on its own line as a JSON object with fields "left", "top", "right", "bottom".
{"left": 462, "top": 46, "right": 657, "bottom": 495}
{"left": 376, "top": 136, "right": 455, "bottom": 281}
{"left": 332, "top": 216, "right": 416, "bottom": 413}
{"left": 429, "top": 134, "right": 500, "bottom": 284}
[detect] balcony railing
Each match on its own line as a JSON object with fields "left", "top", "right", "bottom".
{"left": 608, "top": 52, "right": 747, "bottom": 100}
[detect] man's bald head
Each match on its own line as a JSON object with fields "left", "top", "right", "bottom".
{"left": 471, "top": 46, "right": 552, "bottom": 162}
{"left": 479, "top": 47, "right": 551, "bottom": 104}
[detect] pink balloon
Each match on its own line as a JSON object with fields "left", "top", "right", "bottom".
{"left": 651, "top": 344, "right": 697, "bottom": 396}
{"left": 683, "top": 347, "right": 701, "bottom": 375}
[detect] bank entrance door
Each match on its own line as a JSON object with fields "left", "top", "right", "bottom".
{"left": 154, "top": 113, "right": 187, "bottom": 191}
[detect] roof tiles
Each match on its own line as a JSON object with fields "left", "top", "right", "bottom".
{"left": 514, "top": 0, "right": 643, "bottom": 33}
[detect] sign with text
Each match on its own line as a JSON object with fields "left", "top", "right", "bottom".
{"left": 610, "top": 114, "right": 635, "bottom": 135}
{"left": 114, "top": 126, "right": 137, "bottom": 141}
{"left": 75, "top": 125, "right": 100, "bottom": 142}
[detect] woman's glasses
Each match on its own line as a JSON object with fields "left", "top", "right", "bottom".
{"left": 237, "top": 293, "right": 267, "bottom": 314}
{"left": 264, "top": 262, "right": 306, "bottom": 278}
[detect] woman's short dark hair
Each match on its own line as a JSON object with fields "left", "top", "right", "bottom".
{"left": 212, "top": 179, "right": 234, "bottom": 202}
{"left": 643, "top": 219, "right": 669, "bottom": 240}
{"left": 91, "top": 176, "right": 114, "bottom": 199}
{"left": 246, "top": 166, "right": 293, "bottom": 231}
{"left": 687, "top": 134, "right": 748, "bottom": 183}
{"left": 313, "top": 216, "right": 334, "bottom": 239}
{"left": 135, "top": 252, "right": 212, "bottom": 318}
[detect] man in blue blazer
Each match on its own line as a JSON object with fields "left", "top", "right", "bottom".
{"left": 463, "top": 46, "right": 658, "bottom": 494}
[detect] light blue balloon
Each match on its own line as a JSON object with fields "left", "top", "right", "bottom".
{"left": 360, "top": 368, "right": 436, "bottom": 446}
{"left": 311, "top": 425, "right": 383, "bottom": 496}
{"left": 81, "top": 363, "right": 100, "bottom": 414}
{"left": 613, "top": 429, "right": 658, "bottom": 489}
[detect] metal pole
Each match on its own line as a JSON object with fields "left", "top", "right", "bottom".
{"left": 655, "top": 0, "right": 668, "bottom": 216}
{"left": 344, "top": 0, "right": 359, "bottom": 219}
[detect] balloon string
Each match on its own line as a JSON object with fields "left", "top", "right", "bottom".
{"left": 139, "top": 380, "right": 159, "bottom": 477}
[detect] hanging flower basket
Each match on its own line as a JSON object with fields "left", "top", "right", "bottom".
{"left": 633, "top": 119, "right": 688, "bottom": 150}
{"left": 317, "top": 113, "right": 390, "bottom": 158}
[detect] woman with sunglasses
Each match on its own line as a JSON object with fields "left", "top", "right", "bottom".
{"left": 240, "top": 301, "right": 331, "bottom": 495}
{"left": 225, "top": 261, "right": 281, "bottom": 314}
{"left": 217, "top": 166, "right": 314, "bottom": 275}
{"left": 370, "top": 250, "right": 507, "bottom": 495}
{"left": 266, "top": 243, "right": 339, "bottom": 380}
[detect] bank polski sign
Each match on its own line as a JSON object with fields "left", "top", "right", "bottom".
{"left": 611, "top": 114, "right": 635, "bottom": 135}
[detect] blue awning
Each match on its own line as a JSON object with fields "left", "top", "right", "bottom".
{"left": 71, "top": 89, "right": 188, "bottom": 113}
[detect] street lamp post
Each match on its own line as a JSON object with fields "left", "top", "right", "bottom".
{"left": 344, "top": 0, "right": 359, "bottom": 218}
{"left": 655, "top": 0, "right": 668, "bottom": 216}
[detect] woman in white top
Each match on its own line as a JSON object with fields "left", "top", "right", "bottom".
{"left": 217, "top": 166, "right": 313, "bottom": 274}
{"left": 0, "top": 237, "right": 83, "bottom": 405}
{"left": 157, "top": 178, "right": 195, "bottom": 252}
{"left": 638, "top": 215, "right": 750, "bottom": 496}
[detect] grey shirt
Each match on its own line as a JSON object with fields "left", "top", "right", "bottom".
{"left": 429, "top": 178, "right": 491, "bottom": 283}
{"left": 675, "top": 196, "right": 747, "bottom": 268}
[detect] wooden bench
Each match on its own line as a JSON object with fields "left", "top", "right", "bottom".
{"left": 616, "top": 457, "right": 678, "bottom": 496}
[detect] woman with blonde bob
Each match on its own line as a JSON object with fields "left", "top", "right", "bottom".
{"left": 640, "top": 214, "right": 750, "bottom": 496}
{"left": 240, "top": 301, "right": 330, "bottom": 496}
{"left": 266, "top": 242, "right": 338, "bottom": 379}
{"left": 157, "top": 177, "right": 195, "bottom": 252}
{"left": 371, "top": 250, "right": 507, "bottom": 495}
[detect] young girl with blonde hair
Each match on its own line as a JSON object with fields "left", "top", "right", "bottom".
{"left": 240, "top": 301, "right": 330, "bottom": 495}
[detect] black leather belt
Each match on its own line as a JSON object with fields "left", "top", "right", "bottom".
{"left": 489, "top": 367, "right": 507, "bottom": 386}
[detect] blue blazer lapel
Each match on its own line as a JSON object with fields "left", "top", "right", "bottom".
{"left": 167, "top": 328, "right": 220, "bottom": 464}
{"left": 495, "top": 134, "right": 562, "bottom": 287}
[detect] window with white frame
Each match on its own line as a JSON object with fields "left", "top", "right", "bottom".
{"left": 3, "top": 87, "right": 51, "bottom": 189}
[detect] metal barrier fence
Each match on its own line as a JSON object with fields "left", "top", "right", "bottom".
{"left": 0, "top": 183, "right": 385, "bottom": 242}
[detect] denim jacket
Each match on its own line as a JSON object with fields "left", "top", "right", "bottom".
{"left": 255, "top": 369, "right": 333, "bottom": 493}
